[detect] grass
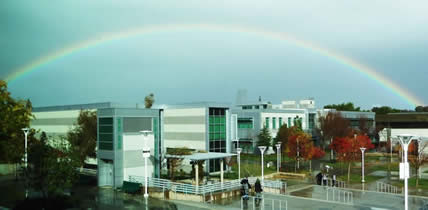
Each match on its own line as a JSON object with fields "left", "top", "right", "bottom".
{"left": 338, "top": 173, "right": 383, "bottom": 184}
{"left": 392, "top": 177, "right": 428, "bottom": 190}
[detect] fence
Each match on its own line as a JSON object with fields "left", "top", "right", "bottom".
{"left": 241, "top": 196, "right": 288, "bottom": 210}
{"left": 129, "top": 175, "right": 286, "bottom": 196}
{"left": 321, "top": 178, "right": 346, "bottom": 189}
{"left": 326, "top": 188, "right": 353, "bottom": 204}
{"left": 376, "top": 181, "right": 399, "bottom": 194}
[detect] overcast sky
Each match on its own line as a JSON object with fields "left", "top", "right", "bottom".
{"left": 1, "top": 1, "right": 427, "bottom": 109}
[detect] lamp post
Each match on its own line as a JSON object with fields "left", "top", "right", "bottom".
{"left": 275, "top": 143, "right": 281, "bottom": 173}
{"left": 360, "top": 147, "right": 366, "bottom": 183}
{"left": 237, "top": 148, "right": 242, "bottom": 180}
{"left": 397, "top": 134, "right": 419, "bottom": 210}
{"left": 22, "top": 128, "right": 29, "bottom": 198}
{"left": 258, "top": 146, "right": 267, "bottom": 185}
{"left": 140, "top": 130, "right": 151, "bottom": 199}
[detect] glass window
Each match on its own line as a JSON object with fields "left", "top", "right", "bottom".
{"left": 288, "top": 117, "right": 292, "bottom": 127}
{"left": 265, "top": 117, "right": 269, "bottom": 128}
{"left": 279, "top": 117, "right": 282, "bottom": 127}
{"left": 273, "top": 117, "right": 276, "bottom": 129}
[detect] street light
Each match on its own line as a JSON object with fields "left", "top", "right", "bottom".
{"left": 258, "top": 146, "right": 267, "bottom": 185}
{"left": 396, "top": 134, "right": 420, "bottom": 210}
{"left": 22, "top": 128, "right": 29, "bottom": 198}
{"left": 360, "top": 147, "right": 366, "bottom": 183}
{"left": 275, "top": 143, "right": 281, "bottom": 173}
{"left": 297, "top": 138, "right": 300, "bottom": 170}
{"left": 236, "top": 148, "right": 242, "bottom": 180}
{"left": 140, "top": 130, "right": 152, "bottom": 199}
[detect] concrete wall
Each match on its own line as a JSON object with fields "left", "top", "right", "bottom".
{"left": 163, "top": 108, "right": 207, "bottom": 150}
{"left": 123, "top": 133, "right": 155, "bottom": 181}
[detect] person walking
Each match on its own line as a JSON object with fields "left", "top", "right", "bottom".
{"left": 254, "top": 178, "right": 263, "bottom": 207}
{"left": 241, "top": 177, "right": 251, "bottom": 209}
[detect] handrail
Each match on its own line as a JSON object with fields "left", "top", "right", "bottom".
{"left": 128, "top": 175, "right": 286, "bottom": 195}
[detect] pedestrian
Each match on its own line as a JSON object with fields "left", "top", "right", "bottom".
{"left": 322, "top": 174, "right": 327, "bottom": 186}
{"left": 254, "top": 178, "right": 263, "bottom": 207}
{"left": 241, "top": 177, "right": 251, "bottom": 198}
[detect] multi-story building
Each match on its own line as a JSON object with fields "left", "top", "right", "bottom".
{"left": 376, "top": 112, "right": 428, "bottom": 144}
{"left": 163, "top": 102, "right": 233, "bottom": 172}
{"left": 232, "top": 101, "right": 307, "bottom": 153}
{"left": 97, "top": 107, "right": 162, "bottom": 188}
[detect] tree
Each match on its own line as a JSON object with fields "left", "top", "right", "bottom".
{"left": 67, "top": 110, "right": 97, "bottom": 168}
{"left": 408, "top": 141, "right": 428, "bottom": 187}
{"left": 307, "top": 147, "right": 325, "bottom": 173}
{"left": 324, "top": 102, "right": 361, "bottom": 111}
{"left": 371, "top": 106, "right": 403, "bottom": 115}
{"left": 256, "top": 127, "right": 272, "bottom": 148}
{"left": 27, "top": 132, "right": 80, "bottom": 199}
{"left": 330, "top": 133, "right": 374, "bottom": 182}
{"left": 318, "top": 111, "right": 352, "bottom": 149}
{"left": 166, "top": 147, "right": 192, "bottom": 181}
{"left": 287, "top": 131, "right": 312, "bottom": 172}
{"left": 144, "top": 93, "right": 155, "bottom": 108}
{"left": 415, "top": 106, "right": 428, "bottom": 112}
{"left": 0, "top": 80, "right": 33, "bottom": 166}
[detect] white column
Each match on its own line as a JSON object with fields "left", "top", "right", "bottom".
{"left": 195, "top": 163, "right": 199, "bottom": 188}
{"left": 237, "top": 148, "right": 242, "bottom": 180}
{"left": 220, "top": 159, "right": 224, "bottom": 184}
{"left": 22, "top": 128, "right": 29, "bottom": 199}
{"left": 276, "top": 143, "right": 281, "bottom": 173}
{"left": 360, "top": 147, "right": 366, "bottom": 183}
{"left": 404, "top": 144, "right": 409, "bottom": 210}
{"left": 140, "top": 130, "right": 151, "bottom": 199}
{"left": 258, "top": 146, "right": 267, "bottom": 185}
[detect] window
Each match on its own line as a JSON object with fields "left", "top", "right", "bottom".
{"left": 98, "top": 117, "right": 113, "bottom": 151}
{"left": 265, "top": 117, "right": 269, "bottom": 128}
{"left": 255, "top": 105, "right": 259, "bottom": 109}
{"left": 273, "top": 117, "right": 276, "bottom": 129}
{"left": 238, "top": 118, "right": 253, "bottom": 129}
{"left": 288, "top": 117, "right": 292, "bottom": 127}
{"left": 279, "top": 117, "right": 282, "bottom": 127}
{"left": 208, "top": 108, "right": 227, "bottom": 172}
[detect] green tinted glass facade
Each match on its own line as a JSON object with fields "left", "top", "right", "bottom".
{"left": 238, "top": 118, "right": 253, "bottom": 129}
{"left": 265, "top": 117, "right": 269, "bottom": 128}
{"left": 99, "top": 117, "right": 113, "bottom": 150}
{"left": 209, "top": 108, "right": 227, "bottom": 172}
{"left": 273, "top": 117, "right": 276, "bottom": 129}
{"left": 279, "top": 117, "right": 282, "bottom": 127}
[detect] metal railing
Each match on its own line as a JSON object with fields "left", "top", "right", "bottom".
{"left": 326, "top": 188, "right": 353, "bottom": 204}
{"left": 321, "top": 178, "right": 346, "bottom": 188}
{"left": 241, "top": 195, "right": 288, "bottom": 210}
{"left": 128, "top": 175, "right": 286, "bottom": 196}
{"left": 376, "top": 181, "right": 399, "bottom": 194}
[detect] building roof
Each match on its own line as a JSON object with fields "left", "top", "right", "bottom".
{"left": 33, "top": 102, "right": 114, "bottom": 112}
{"left": 165, "top": 102, "right": 231, "bottom": 109}
{"left": 165, "top": 152, "right": 236, "bottom": 160}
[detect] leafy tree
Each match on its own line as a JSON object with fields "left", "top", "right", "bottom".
{"left": 318, "top": 111, "right": 352, "bottom": 150}
{"left": 27, "top": 132, "right": 80, "bottom": 199}
{"left": 408, "top": 141, "right": 428, "bottom": 187}
{"left": 324, "top": 102, "right": 361, "bottom": 111}
{"left": 371, "top": 106, "right": 403, "bottom": 115}
{"left": 144, "top": 93, "right": 155, "bottom": 108}
{"left": 287, "top": 131, "right": 312, "bottom": 171}
{"left": 256, "top": 127, "right": 272, "bottom": 148}
{"left": 330, "top": 133, "right": 374, "bottom": 183}
{"left": 307, "top": 147, "right": 325, "bottom": 173}
{"left": 67, "top": 110, "right": 97, "bottom": 168}
{"left": 415, "top": 106, "right": 428, "bottom": 112}
{"left": 0, "top": 80, "right": 33, "bottom": 165}
{"left": 166, "top": 147, "right": 192, "bottom": 181}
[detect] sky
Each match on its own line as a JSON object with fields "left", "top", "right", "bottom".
{"left": 1, "top": 0, "right": 427, "bottom": 109}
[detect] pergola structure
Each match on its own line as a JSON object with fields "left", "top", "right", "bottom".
{"left": 165, "top": 152, "right": 237, "bottom": 187}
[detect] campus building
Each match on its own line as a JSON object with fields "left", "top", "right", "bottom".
{"left": 232, "top": 101, "right": 308, "bottom": 153}
{"left": 97, "top": 107, "right": 162, "bottom": 187}
{"left": 30, "top": 102, "right": 113, "bottom": 145}
{"left": 163, "top": 102, "right": 235, "bottom": 173}
{"left": 376, "top": 112, "right": 428, "bottom": 144}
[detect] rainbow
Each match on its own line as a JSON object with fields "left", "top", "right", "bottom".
{"left": 4, "top": 23, "right": 424, "bottom": 106}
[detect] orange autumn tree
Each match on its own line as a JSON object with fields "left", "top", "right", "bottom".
{"left": 287, "top": 131, "right": 324, "bottom": 172}
{"left": 330, "top": 134, "right": 374, "bottom": 182}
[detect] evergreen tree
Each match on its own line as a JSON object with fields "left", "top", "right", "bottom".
{"left": 257, "top": 127, "right": 272, "bottom": 147}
